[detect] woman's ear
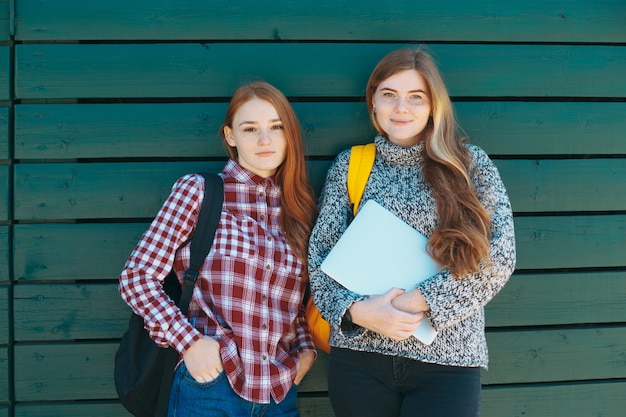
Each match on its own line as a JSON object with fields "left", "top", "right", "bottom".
{"left": 223, "top": 126, "right": 236, "bottom": 147}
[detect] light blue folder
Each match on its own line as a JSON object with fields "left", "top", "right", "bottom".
{"left": 320, "top": 200, "right": 439, "bottom": 344}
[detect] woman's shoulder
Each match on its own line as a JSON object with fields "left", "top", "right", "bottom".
{"left": 168, "top": 173, "right": 208, "bottom": 204}
{"left": 326, "top": 147, "right": 352, "bottom": 174}
{"left": 464, "top": 143, "right": 494, "bottom": 167}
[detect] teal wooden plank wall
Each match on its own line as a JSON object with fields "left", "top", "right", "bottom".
{"left": 1, "top": 1, "right": 625, "bottom": 416}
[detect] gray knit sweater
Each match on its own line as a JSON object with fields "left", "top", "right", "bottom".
{"left": 308, "top": 135, "right": 516, "bottom": 368}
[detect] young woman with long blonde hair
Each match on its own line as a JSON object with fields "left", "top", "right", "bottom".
{"left": 308, "top": 47, "right": 516, "bottom": 417}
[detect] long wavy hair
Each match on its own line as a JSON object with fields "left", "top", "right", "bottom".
{"left": 219, "top": 81, "right": 317, "bottom": 267}
{"left": 366, "top": 48, "right": 491, "bottom": 277}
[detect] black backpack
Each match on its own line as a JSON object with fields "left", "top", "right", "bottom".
{"left": 114, "top": 173, "right": 223, "bottom": 417}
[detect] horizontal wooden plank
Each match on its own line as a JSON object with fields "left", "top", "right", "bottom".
{"left": 495, "top": 159, "right": 626, "bottom": 213}
{"left": 14, "top": 398, "right": 328, "bottom": 417}
{"left": 457, "top": 101, "right": 626, "bottom": 156}
{"left": 13, "top": 269, "right": 626, "bottom": 342}
{"left": 514, "top": 214, "right": 626, "bottom": 270}
{"left": 15, "top": 403, "right": 131, "bottom": 417}
{"left": 14, "top": 102, "right": 373, "bottom": 159}
{"left": 13, "top": 284, "right": 131, "bottom": 342}
{"left": 12, "top": 342, "right": 328, "bottom": 403}
{"left": 484, "top": 326, "right": 626, "bottom": 384}
{"left": 15, "top": 44, "right": 626, "bottom": 99}
{"left": 14, "top": 0, "right": 626, "bottom": 43}
{"left": 0, "top": 107, "right": 8, "bottom": 159}
{"left": 14, "top": 271, "right": 626, "bottom": 342}
{"left": 14, "top": 101, "right": 626, "bottom": 159}
{"left": 14, "top": 161, "right": 226, "bottom": 220}
{"left": 14, "top": 343, "right": 118, "bottom": 401}
{"left": 297, "top": 397, "right": 334, "bottom": 417}
{"left": 0, "top": 226, "right": 8, "bottom": 283}
{"left": 0, "top": 286, "right": 7, "bottom": 344}
{"left": 486, "top": 271, "right": 626, "bottom": 327}
{"left": 0, "top": 165, "right": 8, "bottom": 220}
{"left": 13, "top": 161, "right": 331, "bottom": 220}
{"left": 13, "top": 223, "right": 148, "bottom": 282}
{"left": 14, "top": 326, "right": 626, "bottom": 402}
{"left": 0, "top": 46, "right": 8, "bottom": 101}
{"left": 12, "top": 215, "right": 625, "bottom": 281}
{"left": 13, "top": 158, "right": 626, "bottom": 222}
{"left": 0, "top": 0, "right": 8, "bottom": 41}
{"left": 12, "top": 381, "right": 626, "bottom": 417}
{"left": 481, "top": 381, "right": 626, "bottom": 417}
{"left": 0, "top": 347, "right": 7, "bottom": 403}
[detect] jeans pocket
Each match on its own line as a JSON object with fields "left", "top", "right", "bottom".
{"left": 180, "top": 363, "right": 225, "bottom": 388}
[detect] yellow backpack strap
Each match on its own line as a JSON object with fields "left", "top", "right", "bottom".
{"left": 347, "top": 143, "right": 376, "bottom": 216}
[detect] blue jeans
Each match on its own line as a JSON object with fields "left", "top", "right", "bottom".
{"left": 328, "top": 347, "right": 481, "bottom": 417}
{"left": 168, "top": 363, "right": 299, "bottom": 417}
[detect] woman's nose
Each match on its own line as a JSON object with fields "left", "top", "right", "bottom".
{"left": 257, "top": 129, "right": 271, "bottom": 144}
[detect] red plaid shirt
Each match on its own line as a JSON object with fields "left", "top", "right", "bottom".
{"left": 119, "top": 159, "right": 315, "bottom": 404}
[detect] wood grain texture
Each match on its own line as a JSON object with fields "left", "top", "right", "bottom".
{"left": 13, "top": 284, "right": 131, "bottom": 342}
{"left": 14, "top": 403, "right": 132, "bottom": 417}
{"left": 11, "top": 381, "right": 626, "bottom": 417}
{"left": 12, "top": 269, "right": 626, "bottom": 342}
{"left": 0, "top": 47, "right": 8, "bottom": 101}
{"left": 14, "top": 102, "right": 626, "bottom": 159}
{"left": 13, "top": 223, "right": 149, "bottom": 282}
{"left": 486, "top": 271, "right": 626, "bottom": 327}
{"left": 514, "top": 215, "right": 626, "bottom": 270}
{"left": 15, "top": 44, "right": 626, "bottom": 99}
{"left": 5, "top": 1, "right": 626, "bottom": 414}
{"left": 12, "top": 215, "right": 625, "bottom": 282}
{"left": 14, "top": 0, "right": 626, "bottom": 43}
{"left": 12, "top": 161, "right": 332, "bottom": 220}
{"left": 14, "top": 102, "right": 373, "bottom": 159}
{"left": 0, "top": 286, "right": 7, "bottom": 344}
{"left": 12, "top": 159, "right": 626, "bottom": 221}
{"left": 481, "top": 381, "right": 626, "bottom": 417}
{"left": 0, "top": 347, "right": 7, "bottom": 404}
{"left": 0, "top": 107, "right": 8, "bottom": 159}
{"left": 12, "top": 329, "right": 625, "bottom": 401}
{"left": 0, "top": 227, "right": 8, "bottom": 283}
{"left": 13, "top": 161, "right": 226, "bottom": 220}
{"left": 0, "top": 166, "right": 8, "bottom": 221}
{"left": 484, "top": 327, "right": 626, "bottom": 384}
{"left": 495, "top": 159, "right": 626, "bottom": 213}
{"left": 14, "top": 343, "right": 119, "bottom": 401}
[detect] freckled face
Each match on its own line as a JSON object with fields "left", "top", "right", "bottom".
{"left": 373, "top": 69, "right": 432, "bottom": 148}
{"left": 223, "top": 99, "right": 287, "bottom": 178}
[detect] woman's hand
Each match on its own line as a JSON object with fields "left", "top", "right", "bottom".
{"left": 349, "top": 288, "right": 424, "bottom": 340}
{"left": 294, "top": 349, "right": 316, "bottom": 385}
{"left": 391, "top": 288, "right": 429, "bottom": 314}
{"left": 183, "top": 335, "right": 223, "bottom": 383}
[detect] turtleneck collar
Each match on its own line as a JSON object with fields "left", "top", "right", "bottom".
{"left": 374, "top": 134, "right": 425, "bottom": 166}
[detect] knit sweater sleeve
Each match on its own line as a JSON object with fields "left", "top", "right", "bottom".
{"left": 308, "top": 149, "right": 367, "bottom": 338}
{"left": 417, "top": 145, "right": 516, "bottom": 330}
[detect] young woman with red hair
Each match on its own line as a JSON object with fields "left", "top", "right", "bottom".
{"left": 120, "top": 81, "right": 317, "bottom": 416}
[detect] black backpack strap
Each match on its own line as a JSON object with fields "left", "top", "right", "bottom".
{"left": 178, "top": 172, "right": 224, "bottom": 315}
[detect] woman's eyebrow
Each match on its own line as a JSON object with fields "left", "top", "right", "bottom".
{"left": 238, "top": 118, "right": 281, "bottom": 126}
{"left": 379, "top": 87, "right": 427, "bottom": 94}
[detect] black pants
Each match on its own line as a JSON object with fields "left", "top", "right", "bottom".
{"left": 328, "top": 347, "right": 481, "bottom": 417}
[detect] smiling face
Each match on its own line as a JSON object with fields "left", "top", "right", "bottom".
{"left": 372, "top": 69, "right": 432, "bottom": 148}
{"left": 223, "top": 98, "right": 287, "bottom": 178}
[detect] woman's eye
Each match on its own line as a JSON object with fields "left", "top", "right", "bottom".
{"left": 242, "top": 127, "right": 255, "bottom": 133}
{"left": 271, "top": 124, "right": 284, "bottom": 130}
